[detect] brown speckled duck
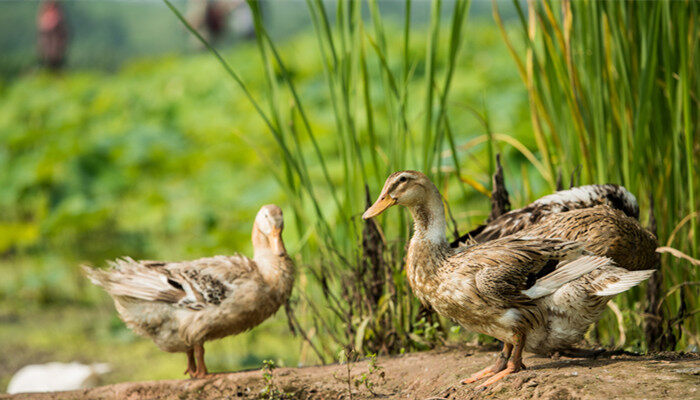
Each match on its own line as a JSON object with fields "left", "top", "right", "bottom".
{"left": 83, "top": 205, "right": 294, "bottom": 378}
{"left": 363, "top": 171, "right": 654, "bottom": 387}
{"left": 452, "top": 185, "right": 659, "bottom": 273}
{"left": 454, "top": 184, "right": 641, "bottom": 244}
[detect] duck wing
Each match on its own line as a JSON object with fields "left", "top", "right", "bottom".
{"left": 464, "top": 237, "right": 613, "bottom": 306}
{"left": 452, "top": 184, "right": 639, "bottom": 246}
{"left": 83, "top": 255, "right": 256, "bottom": 311}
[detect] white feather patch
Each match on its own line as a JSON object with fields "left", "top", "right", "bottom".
{"left": 620, "top": 188, "right": 638, "bottom": 212}
{"left": 594, "top": 270, "right": 654, "bottom": 297}
{"left": 424, "top": 223, "right": 447, "bottom": 244}
{"left": 523, "top": 255, "right": 612, "bottom": 299}
{"left": 534, "top": 184, "right": 637, "bottom": 214}
{"left": 534, "top": 186, "right": 595, "bottom": 206}
{"left": 498, "top": 308, "right": 521, "bottom": 327}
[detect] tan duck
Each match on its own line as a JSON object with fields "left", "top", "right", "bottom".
{"left": 363, "top": 171, "right": 654, "bottom": 387}
{"left": 83, "top": 205, "right": 294, "bottom": 378}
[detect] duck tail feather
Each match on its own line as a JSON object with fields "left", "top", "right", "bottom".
{"left": 523, "top": 255, "right": 612, "bottom": 299}
{"left": 594, "top": 270, "right": 655, "bottom": 297}
{"left": 82, "top": 262, "right": 181, "bottom": 303}
{"left": 81, "top": 265, "right": 107, "bottom": 287}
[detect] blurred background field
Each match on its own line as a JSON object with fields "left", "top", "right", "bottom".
{"left": 0, "top": 0, "right": 697, "bottom": 392}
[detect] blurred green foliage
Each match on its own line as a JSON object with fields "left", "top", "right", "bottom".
{"left": 0, "top": 56, "right": 278, "bottom": 262}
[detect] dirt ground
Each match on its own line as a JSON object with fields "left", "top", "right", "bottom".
{"left": 2, "top": 346, "right": 698, "bottom": 400}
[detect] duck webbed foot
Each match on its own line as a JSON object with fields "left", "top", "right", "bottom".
{"left": 475, "top": 358, "right": 525, "bottom": 388}
{"left": 461, "top": 343, "right": 513, "bottom": 384}
{"left": 475, "top": 334, "right": 526, "bottom": 389}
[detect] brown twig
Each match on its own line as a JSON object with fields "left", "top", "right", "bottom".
{"left": 656, "top": 246, "right": 700, "bottom": 266}
{"left": 487, "top": 153, "right": 511, "bottom": 222}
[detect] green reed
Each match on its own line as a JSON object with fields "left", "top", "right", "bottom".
{"left": 494, "top": 0, "right": 698, "bottom": 350}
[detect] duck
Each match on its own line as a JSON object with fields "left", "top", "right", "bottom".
{"left": 83, "top": 204, "right": 294, "bottom": 379}
{"left": 363, "top": 171, "right": 654, "bottom": 387}
{"left": 453, "top": 183, "right": 641, "bottom": 245}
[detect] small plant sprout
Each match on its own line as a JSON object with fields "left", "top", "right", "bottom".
{"left": 353, "top": 353, "right": 385, "bottom": 396}
{"left": 259, "top": 360, "right": 288, "bottom": 400}
{"left": 333, "top": 348, "right": 386, "bottom": 398}
{"left": 333, "top": 346, "right": 357, "bottom": 400}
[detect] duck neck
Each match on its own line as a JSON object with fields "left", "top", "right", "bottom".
{"left": 408, "top": 196, "right": 448, "bottom": 245}
{"left": 405, "top": 190, "right": 450, "bottom": 281}
{"left": 252, "top": 229, "right": 295, "bottom": 300}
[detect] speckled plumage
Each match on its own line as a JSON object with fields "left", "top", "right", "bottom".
{"left": 513, "top": 205, "right": 659, "bottom": 271}
{"left": 452, "top": 184, "right": 658, "bottom": 272}
{"left": 83, "top": 205, "right": 294, "bottom": 378}
{"left": 408, "top": 231, "right": 649, "bottom": 353}
{"left": 453, "top": 184, "right": 641, "bottom": 245}
{"left": 364, "top": 172, "right": 654, "bottom": 386}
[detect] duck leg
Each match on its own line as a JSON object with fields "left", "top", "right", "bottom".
{"left": 476, "top": 334, "right": 526, "bottom": 389}
{"left": 461, "top": 343, "right": 513, "bottom": 384}
{"left": 192, "top": 344, "right": 209, "bottom": 378}
{"left": 184, "top": 348, "right": 197, "bottom": 377}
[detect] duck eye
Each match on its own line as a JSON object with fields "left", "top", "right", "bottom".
{"left": 399, "top": 176, "right": 407, "bottom": 183}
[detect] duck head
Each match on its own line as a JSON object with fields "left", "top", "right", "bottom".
{"left": 363, "top": 170, "right": 439, "bottom": 219}
{"left": 363, "top": 171, "right": 447, "bottom": 244}
{"left": 253, "top": 204, "right": 286, "bottom": 256}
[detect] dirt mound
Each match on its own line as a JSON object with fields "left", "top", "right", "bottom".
{"left": 3, "top": 346, "right": 698, "bottom": 400}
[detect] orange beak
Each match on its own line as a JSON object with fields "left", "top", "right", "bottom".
{"left": 270, "top": 228, "right": 286, "bottom": 256}
{"left": 362, "top": 195, "right": 396, "bottom": 219}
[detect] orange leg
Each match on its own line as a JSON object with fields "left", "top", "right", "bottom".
{"left": 476, "top": 334, "right": 526, "bottom": 389}
{"left": 192, "top": 344, "right": 209, "bottom": 379}
{"left": 184, "top": 348, "right": 196, "bottom": 377}
{"left": 461, "top": 343, "right": 513, "bottom": 384}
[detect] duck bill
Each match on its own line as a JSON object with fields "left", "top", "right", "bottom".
{"left": 362, "top": 196, "right": 396, "bottom": 219}
{"left": 270, "top": 229, "right": 286, "bottom": 256}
